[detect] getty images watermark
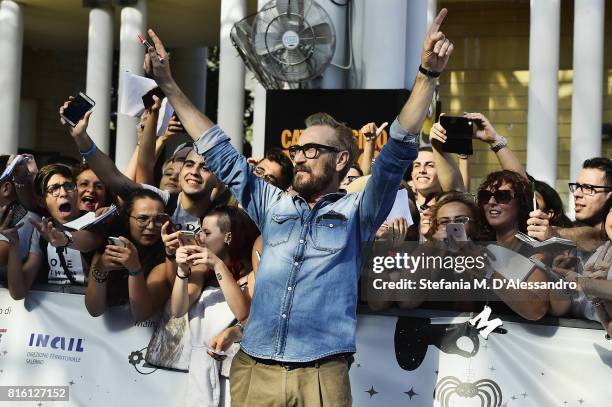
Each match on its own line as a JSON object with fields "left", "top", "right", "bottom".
{"left": 361, "top": 241, "right": 578, "bottom": 302}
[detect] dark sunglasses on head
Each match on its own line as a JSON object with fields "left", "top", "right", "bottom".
{"left": 477, "top": 189, "right": 515, "bottom": 205}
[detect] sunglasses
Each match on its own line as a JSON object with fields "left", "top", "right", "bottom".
{"left": 477, "top": 189, "right": 515, "bottom": 205}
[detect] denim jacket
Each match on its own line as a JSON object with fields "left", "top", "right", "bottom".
{"left": 194, "top": 120, "right": 419, "bottom": 362}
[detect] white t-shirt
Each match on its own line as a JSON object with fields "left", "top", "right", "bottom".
{"left": 29, "top": 229, "right": 88, "bottom": 285}
{"left": 142, "top": 185, "right": 201, "bottom": 232}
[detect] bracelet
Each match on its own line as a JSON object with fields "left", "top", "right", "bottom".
{"left": 92, "top": 265, "right": 109, "bottom": 284}
{"left": 419, "top": 65, "right": 441, "bottom": 78}
{"left": 176, "top": 268, "right": 191, "bottom": 279}
{"left": 457, "top": 154, "right": 469, "bottom": 160}
{"left": 490, "top": 136, "right": 508, "bottom": 153}
{"left": 165, "top": 251, "right": 176, "bottom": 260}
{"left": 59, "top": 231, "right": 73, "bottom": 249}
{"left": 80, "top": 143, "right": 97, "bottom": 158}
{"left": 235, "top": 321, "right": 245, "bottom": 333}
{"left": 128, "top": 268, "right": 142, "bottom": 277}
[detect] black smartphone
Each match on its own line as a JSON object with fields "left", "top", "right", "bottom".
{"left": 439, "top": 115, "right": 474, "bottom": 155}
{"left": 61, "top": 92, "right": 95, "bottom": 127}
{"left": 1, "top": 201, "right": 28, "bottom": 228}
{"left": 142, "top": 87, "right": 165, "bottom": 109}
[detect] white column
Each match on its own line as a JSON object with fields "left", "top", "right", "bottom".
{"left": 116, "top": 0, "right": 147, "bottom": 169}
{"left": 320, "top": 0, "right": 347, "bottom": 89}
{"left": 172, "top": 47, "right": 208, "bottom": 112}
{"left": 352, "top": 0, "right": 408, "bottom": 89}
{"left": 252, "top": 0, "right": 267, "bottom": 158}
{"left": 0, "top": 0, "right": 23, "bottom": 154}
{"left": 569, "top": 0, "right": 604, "bottom": 182}
{"left": 218, "top": 0, "right": 246, "bottom": 152}
{"left": 404, "top": 0, "right": 429, "bottom": 89}
{"left": 526, "top": 0, "right": 560, "bottom": 187}
{"left": 85, "top": 6, "right": 114, "bottom": 154}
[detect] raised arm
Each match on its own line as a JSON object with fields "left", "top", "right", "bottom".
{"left": 135, "top": 99, "right": 161, "bottom": 185}
{"left": 465, "top": 112, "right": 527, "bottom": 179}
{"left": 59, "top": 99, "right": 141, "bottom": 199}
{"left": 143, "top": 29, "right": 215, "bottom": 140}
{"left": 429, "top": 120, "right": 466, "bottom": 192}
{"left": 359, "top": 122, "right": 387, "bottom": 176}
{"left": 360, "top": 9, "right": 454, "bottom": 239}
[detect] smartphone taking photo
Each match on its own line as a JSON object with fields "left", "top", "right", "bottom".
{"left": 439, "top": 115, "right": 474, "bottom": 155}
{"left": 61, "top": 92, "right": 95, "bottom": 127}
{"left": 178, "top": 231, "right": 198, "bottom": 246}
{"left": 1, "top": 201, "right": 28, "bottom": 228}
{"left": 107, "top": 237, "right": 126, "bottom": 248}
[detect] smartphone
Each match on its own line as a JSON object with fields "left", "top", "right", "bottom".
{"left": 439, "top": 115, "right": 474, "bottom": 155}
{"left": 142, "top": 87, "right": 165, "bottom": 109}
{"left": 203, "top": 345, "right": 227, "bottom": 357}
{"left": 1, "top": 201, "right": 27, "bottom": 228}
{"left": 446, "top": 223, "right": 468, "bottom": 242}
{"left": 178, "top": 231, "right": 198, "bottom": 246}
{"left": 108, "top": 237, "right": 126, "bottom": 248}
{"left": 61, "top": 92, "right": 95, "bottom": 127}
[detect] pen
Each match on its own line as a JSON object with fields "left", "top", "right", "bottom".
{"left": 138, "top": 34, "right": 164, "bottom": 62}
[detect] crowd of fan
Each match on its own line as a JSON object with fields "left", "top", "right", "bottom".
{"left": 0, "top": 9, "right": 610, "bottom": 406}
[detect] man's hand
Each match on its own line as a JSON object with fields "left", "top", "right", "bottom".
{"left": 551, "top": 254, "right": 580, "bottom": 285}
{"left": 143, "top": 29, "right": 173, "bottom": 87}
{"left": 527, "top": 210, "right": 553, "bottom": 241}
{"left": 360, "top": 122, "right": 389, "bottom": 141}
{"left": 376, "top": 217, "right": 408, "bottom": 248}
{"left": 59, "top": 96, "right": 93, "bottom": 141}
{"left": 207, "top": 325, "right": 243, "bottom": 361}
{"left": 421, "top": 8, "right": 453, "bottom": 73}
{"left": 464, "top": 112, "right": 499, "bottom": 144}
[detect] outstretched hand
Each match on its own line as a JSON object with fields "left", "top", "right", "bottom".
{"left": 360, "top": 122, "right": 388, "bottom": 141}
{"left": 59, "top": 96, "right": 93, "bottom": 140}
{"left": 421, "top": 8, "right": 453, "bottom": 73}
{"left": 143, "top": 29, "right": 173, "bottom": 86}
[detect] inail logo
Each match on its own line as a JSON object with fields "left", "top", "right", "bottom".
{"left": 28, "top": 333, "right": 85, "bottom": 352}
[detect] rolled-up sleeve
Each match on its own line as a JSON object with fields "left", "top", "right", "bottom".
{"left": 193, "top": 125, "right": 282, "bottom": 229}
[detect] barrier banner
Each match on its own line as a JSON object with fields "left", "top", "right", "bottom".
{"left": 1, "top": 288, "right": 610, "bottom": 406}
{"left": 351, "top": 314, "right": 611, "bottom": 407}
{"left": 0, "top": 288, "right": 186, "bottom": 406}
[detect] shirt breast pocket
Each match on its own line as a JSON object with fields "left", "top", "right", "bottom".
{"left": 266, "top": 213, "right": 300, "bottom": 247}
{"left": 312, "top": 213, "right": 349, "bottom": 253}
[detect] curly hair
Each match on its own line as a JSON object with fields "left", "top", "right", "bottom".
{"left": 426, "top": 191, "right": 490, "bottom": 241}
{"left": 477, "top": 170, "right": 531, "bottom": 235}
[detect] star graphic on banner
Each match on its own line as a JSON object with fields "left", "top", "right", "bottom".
{"left": 578, "top": 399, "right": 584, "bottom": 404}
{"left": 69, "top": 381, "right": 74, "bottom": 386}
{"left": 365, "top": 386, "right": 378, "bottom": 398}
{"left": 404, "top": 387, "right": 418, "bottom": 400}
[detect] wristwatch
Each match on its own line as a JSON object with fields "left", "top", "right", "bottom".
{"left": 490, "top": 136, "right": 508, "bottom": 153}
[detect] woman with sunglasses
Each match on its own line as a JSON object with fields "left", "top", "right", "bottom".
{"left": 85, "top": 189, "right": 167, "bottom": 317}
{"left": 475, "top": 170, "right": 550, "bottom": 320}
{"left": 170, "top": 205, "right": 259, "bottom": 407}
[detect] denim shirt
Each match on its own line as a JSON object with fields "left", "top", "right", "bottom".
{"left": 194, "top": 120, "right": 419, "bottom": 362}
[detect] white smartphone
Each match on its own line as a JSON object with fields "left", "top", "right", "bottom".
{"left": 446, "top": 223, "right": 468, "bottom": 241}
{"left": 178, "top": 231, "right": 198, "bottom": 246}
{"left": 107, "top": 237, "right": 126, "bottom": 248}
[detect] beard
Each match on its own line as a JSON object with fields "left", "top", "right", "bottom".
{"left": 292, "top": 159, "right": 336, "bottom": 200}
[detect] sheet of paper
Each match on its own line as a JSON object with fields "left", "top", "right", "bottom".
{"left": 118, "top": 72, "right": 157, "bottom": 117}
{"left": 63, "top": 205, "right": 117, "bottom": 230}
{"left": 156, "top": 98, "right": 175, "bottom": 137}
{"left": 386, "top": 188, "right": 413, "bottom": 226}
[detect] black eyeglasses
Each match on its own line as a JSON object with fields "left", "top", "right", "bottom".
{"left": 288, "top": 143, "right": 340, "bottom": 160}
{"left": 477, "top": 189, "right": 515, "bottom": 205}
{"left": 45, "top": 182, "right": 76, "bottom": 197}
{"left": 130, "top": 214, "right": 167, "bottom": 228}
{"left": 568, "top": 183, "right": 612, "bottom": 196}
{"left": 253, "top": 166, "right": 279, "bottom": 186}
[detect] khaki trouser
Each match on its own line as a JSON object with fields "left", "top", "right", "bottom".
{"left": 230, "top": 349, "right": 352, "bottom": 407}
